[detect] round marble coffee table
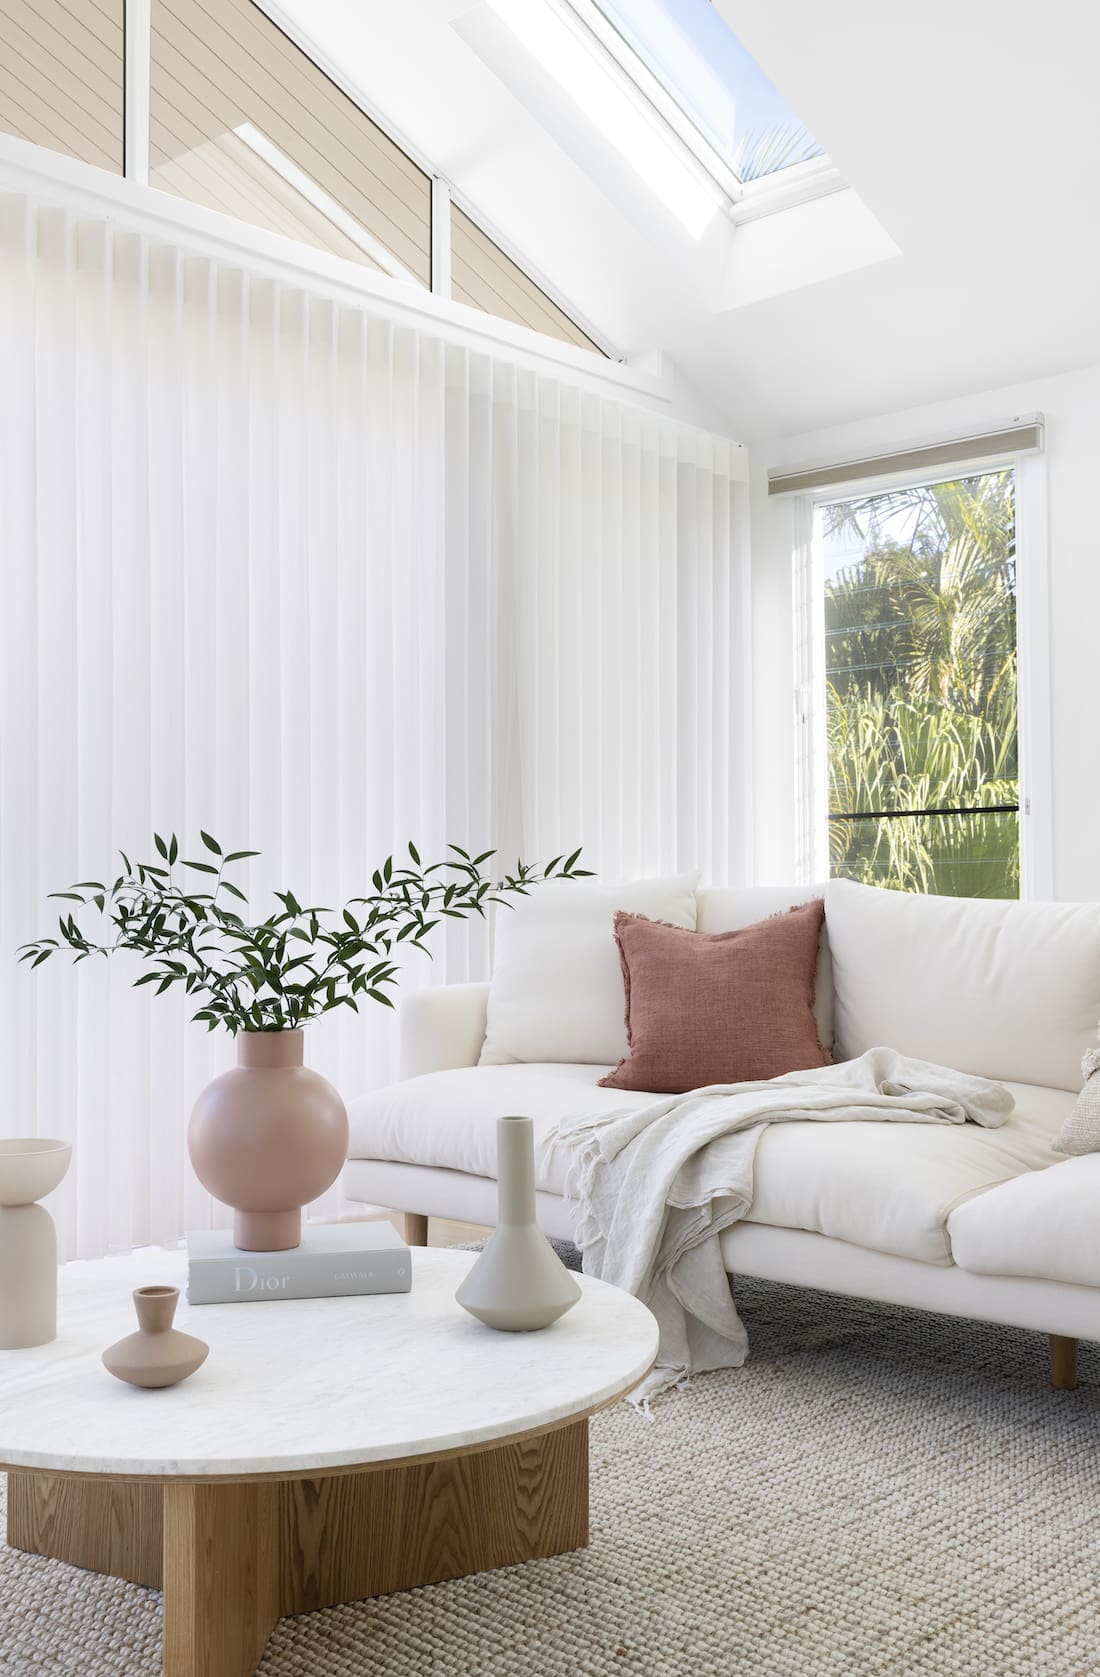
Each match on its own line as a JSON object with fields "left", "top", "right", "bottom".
{"left": 0, "top": 1246, "right": 656, "bottom": 1677}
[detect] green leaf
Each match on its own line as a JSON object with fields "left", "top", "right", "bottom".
{"left": 201, "top": 831, "right": 222, "bottom": 855}
{"left": 221, "top": 882, "right": 248, "bottom": 901}
{"left": 49, "top": 892, "right": 85, "bottom": 902}
{"left": 154, "top": 833, "right": 168, "bottom": 859}
{"left": 182, "top": 860, "right": 219, "bottom": 875}
{"left": 408, "top": 841, "right": 421, "bottom": 865}
{"left": 31, "top": 950, "right": 52, "bottom": 968}
{"left": 224, "top": 850, "right": 260, "bottom": 863}
{"left": 367, "top": 989, "right": 395, "bottom": 1007}
{"left": 168, "top": 834, "right": 179, "bottom": 864}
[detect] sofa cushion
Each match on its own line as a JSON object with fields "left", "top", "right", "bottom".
{"left": 347, "top": 1065, "right": 1069, "bottom": 1268}
{"left": 946, "top": 1154, "right": 1100, "bottom": 1287}
{"left": 348, "top": 1064, "right": 644, "bottom": 1196}
{"left": 825, "top": 879, "right": 1100, "bottom": 1092}
{"left": 749, "top": 1080, "right": 1070, "bottom": 1265}
{"left": 479, "top": 871, "right": 698, "bottom": 1068}
{"left": 599, "top": 901, "right": 829, "bottom": 1093}
{"left": 697, "top": 884, "right": 833, "bottom": 1052}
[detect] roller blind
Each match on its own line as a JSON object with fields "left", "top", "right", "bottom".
{"left": 768, "top": 418, "right": 1044, "bottom": 497}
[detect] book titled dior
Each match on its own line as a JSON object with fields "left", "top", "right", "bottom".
{"left": 186, "top": 1222, "right": 412, "bottom": 1305}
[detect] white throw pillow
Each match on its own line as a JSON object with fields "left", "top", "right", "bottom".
{"left": 825, "top": 878, "right": 1100, "bottom": 1092}
{"left": 479, "top": 871, "right": 699, "bottom": 1067}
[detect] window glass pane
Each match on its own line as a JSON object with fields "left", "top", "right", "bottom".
{"left": 820, "top": 469, "right": 1019, "bottom": 899}
{"left": 150, "top": 0, "right": 431, "bottom": 284}
{"left": 451, "top": 206, "right": 603, "bottom": 355}
{"left": 592, "top": 0, "right": 823, "bottom": 180}
{"left": 0, "top": 0, "right": 124, "bottom": 173}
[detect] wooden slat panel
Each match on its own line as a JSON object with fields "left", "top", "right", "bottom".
{"left": 153, "top": 3, "right": 429, "bottom": 270}
{"left": 194, "top": 0, "right": 424, "bottom": 197}
{"left": 451, "top": 207, "right": 600, "bottom": 354}
{"left": 59, "top": 0, "right": 123, "bottom": 55}
{"left": 0, "top": 56, "right": 117, "bottom": 171}
{"left": 151, "top": 112, "right": 380, "bottom": 268}
{"left": 0, "top": 0, "right": 123, "bottom": 171}
{"left": 10, "top": 0, "right": 122, "bottom": 88}
{"left": 150, "top": 0, "right": 431, "bottom": 283}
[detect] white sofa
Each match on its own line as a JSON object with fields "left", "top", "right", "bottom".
{"left": 344, "top": 879, "right": 1100, "bottom": 1389}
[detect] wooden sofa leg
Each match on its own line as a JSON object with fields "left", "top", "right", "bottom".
{"left": 403, "top": 1213, "right": 429, "bottom": 1247}
{"left": 1049, "top": 1334, "right": 1079, "bottom": 1391}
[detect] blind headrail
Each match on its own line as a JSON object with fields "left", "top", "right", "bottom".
{"left": 767, "top": 416, "right": 1044, "bottom": 497}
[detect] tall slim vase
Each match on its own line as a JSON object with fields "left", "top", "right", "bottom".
{"left": 0, "top": 1140, "right": 72, "bottom": 1349}
{"left": 456, "top": 1116, "right": 581, "bottom": 1331}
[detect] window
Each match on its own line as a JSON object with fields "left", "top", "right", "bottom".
{"left": 817, "top": 468, "right": 1019, "bottom": 899}
{"left": 0, "top": 0, "right": 124, "bottom": 173}
{"left": 450, "top": 206, "right": 603, "bottom": 354}
{"left": 4, "top": 0, "right": 609, "bottom": 353}
{"left": 149, "top": 0, "right": 432, "bottom": 282}
{"left": 589, "top": 0, "right": 823, "bottom": 181}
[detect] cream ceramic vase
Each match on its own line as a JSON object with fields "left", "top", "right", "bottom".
{"left": 188, "top": 1030, "right": 348, "bottom": 1252}
{"left": 456, "top": 1115, "right": 581, "bottom": 1331}
{"left": 0, "top": 1139, "right": 72, "bottom": 1349}
{"left": 102, "top": 1285, "right": 208, "bottom": 1389}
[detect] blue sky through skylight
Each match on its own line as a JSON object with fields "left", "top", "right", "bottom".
{"left": 592, "top": 0, "right": 823, "bottom": 180}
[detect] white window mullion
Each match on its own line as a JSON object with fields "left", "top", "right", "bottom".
{"left": 431, "top": 177, "right": 452, "bottom": 298}
{"left": 124, "top": 0, "right": 151, "bottom": 186}
{"left": 792, "top": 493, "right": 827, "bottom": 885}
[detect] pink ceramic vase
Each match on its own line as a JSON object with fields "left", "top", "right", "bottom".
{"left": 187, "top": 1030, "right": 348, "bottom": 1252}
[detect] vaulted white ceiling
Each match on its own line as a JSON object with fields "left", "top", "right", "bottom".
{"left": 275, "top": 0, "right": 1100, "bottom": 440}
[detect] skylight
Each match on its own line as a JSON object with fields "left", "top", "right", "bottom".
{"left": 586, "top": 0, "right": 824, "bottom": 183}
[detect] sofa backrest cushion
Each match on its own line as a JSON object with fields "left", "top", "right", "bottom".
{"left": 825, "top": 878, "right": 1100, "bottom": 1092}
{"left": 479, "top": 871, "right": 699, "bottom": 1067}
{"left": 698, "top": 884, "right": 834, "bottom": 1053}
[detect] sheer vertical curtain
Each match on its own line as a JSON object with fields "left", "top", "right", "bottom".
{"left": 0, "top": 189, "right": 747, "bottom": 1258}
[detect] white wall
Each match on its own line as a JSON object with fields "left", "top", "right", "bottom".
{"left": 750, "top": 362, "right": 1100, "bottom": 900}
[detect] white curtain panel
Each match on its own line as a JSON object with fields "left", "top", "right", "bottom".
{"left": 0, "top": 188, "right": 748, "bottom": 1258}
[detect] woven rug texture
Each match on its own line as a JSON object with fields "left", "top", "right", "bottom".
{"left": 1, "top": 1275, "right": 1098, "bottom": 1677}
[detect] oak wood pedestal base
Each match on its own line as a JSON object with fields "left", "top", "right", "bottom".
{"left": 7, "top": 1419, "right": 589, "bottom": 1677}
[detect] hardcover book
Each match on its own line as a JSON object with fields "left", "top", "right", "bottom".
{"left": 186, "top": 1222, "right": 412, "bottom": 1305}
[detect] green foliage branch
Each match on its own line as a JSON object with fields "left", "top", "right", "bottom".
{"left": 18, "top": 832, "right": 592, "bottom": 1033}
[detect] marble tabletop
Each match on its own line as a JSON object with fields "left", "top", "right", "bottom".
{"left": 0, "top": 1247, "right": 658, "bottom": 1480}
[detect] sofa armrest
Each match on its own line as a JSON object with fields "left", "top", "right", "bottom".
{"left": 398, "top": 983, "right": 490, "bottom": 1079}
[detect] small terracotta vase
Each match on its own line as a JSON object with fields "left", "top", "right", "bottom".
{"left": 188, "top": 1029, "right": 348, "bottom": 1252}
{"left": 0, "top": 1139, "right": 72, "bottom": 1350}
{"left": 102, "top": 1286, "right": 208, "bottom": 1389}
{"left": 456, "top": 1116, "right": 581, "bottom": 1332}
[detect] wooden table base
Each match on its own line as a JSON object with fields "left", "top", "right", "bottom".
{"left": 6, "top": 1420, "right": 589, "bottom": 1677}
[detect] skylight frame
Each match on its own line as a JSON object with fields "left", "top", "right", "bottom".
{"left": 559, "top": 0, "right": 842, "bottom": 216}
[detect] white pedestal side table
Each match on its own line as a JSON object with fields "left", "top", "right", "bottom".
{"left": 0, "top": 1246, "right": 657, "bottom": 1677}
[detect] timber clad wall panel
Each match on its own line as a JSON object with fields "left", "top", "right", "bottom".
{"left": 150, "top": 0, "right": 431, "bottom": 281}
{"left": 0, "top": 0, "right": 124, "bottom": 172}
{"left": 451, "top": 206, "right": 601, "bottom": 355}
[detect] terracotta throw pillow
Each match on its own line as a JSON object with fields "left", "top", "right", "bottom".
{"left": 600, "top": 899, "right": 830, "bottom": 1094}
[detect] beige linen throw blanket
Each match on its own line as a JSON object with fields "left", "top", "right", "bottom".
{"left": 546, "top": 1048, "right": 1013, "bottom": 1403}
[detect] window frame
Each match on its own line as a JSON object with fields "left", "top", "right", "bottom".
{"left": 793, "top": 447, "right": 1053, "bottom": 900}
{"left": 115, "top": 0, "right": 616, "bottom": 355}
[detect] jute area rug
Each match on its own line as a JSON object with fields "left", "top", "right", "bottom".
{"left": 2, "top": 1275, "right": 1098, "bottom": 1677}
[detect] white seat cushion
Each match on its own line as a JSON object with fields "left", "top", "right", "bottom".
{"left": 947, "top": 1154, "right": 1100, "bottom": 1287}
{"left": 478, "top": 871, "right": 698, "bottom": 1067}
{"left": 347, "top": 1064, "right": 643, "bottom": 1197}
{"left": 749, "top": 1081, "right": 1070, "bottom": 1265}
{"left": 825, "top": 878, "right": 1100, "bottom": 1092}
{"left": 347, "top": 1066, "right": 1070, "bottom": 1267}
